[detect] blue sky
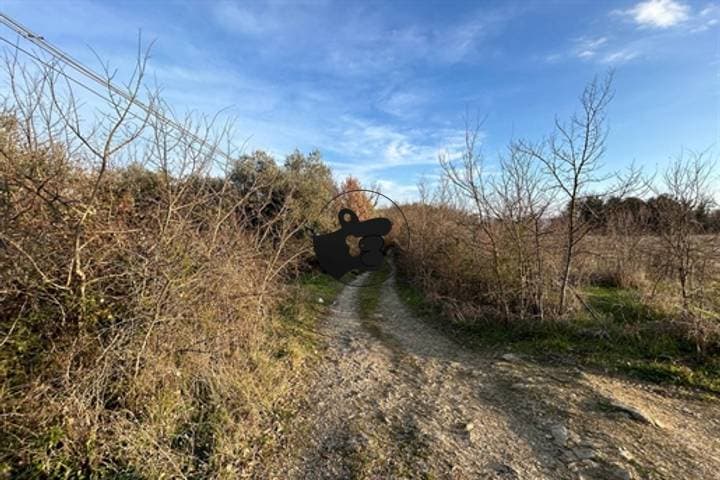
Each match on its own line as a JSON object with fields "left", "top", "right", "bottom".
{"left": 1, "top": 0, "right": 718, "bottom": 202}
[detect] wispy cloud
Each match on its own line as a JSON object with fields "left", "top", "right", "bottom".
{"left": 376, "top": 89, "right": 428, "bottom": 119}
{"left": 601, "top": 49, "right": 640, "bottom": 64}
{"left": 209, "top": 1, "right": 520, "bottom": 79}
{"left": 547, "top": 0, "right": 712, "bottom": 66}
{"left": 546, "top": 36, "right": 628, "bottom": 64}
{"left": 375, "top": 179, "right": 421, "bottom": 204}
{"left": 574, "top": 36, "right": 608, "bottom": 59}
{"left": 324, "top": 117, "right": 468, "bottom": 195}
{"left": 327, "top": 117, "right": 462, "bottom": 172}
{"left": 690, "top": 4, "right": 720, "bottom": 33}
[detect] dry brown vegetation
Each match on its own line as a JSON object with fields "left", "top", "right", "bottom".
{"left": 0, "top": 51, "right": 337, "bottom": 477}
{"left": 388, "top": 75, "right": 720, "bottom": 374}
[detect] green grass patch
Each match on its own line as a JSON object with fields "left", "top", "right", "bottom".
{"left": 275, "top": 272, "right": 344, "bottom": 359}
{"left": 585, "top": 286, "right": 662, "bottom": 324}
{"left": 396, "top": 279, "right": 440, "bottom": 319}
{"left": 357, "top": 263, "right": 392, "bottom": 320}
{"left": 298, "top": 271, "right": 345, "bottom": 303}
{"left": 619, "top": 360, "right": 720, "bottom": 393}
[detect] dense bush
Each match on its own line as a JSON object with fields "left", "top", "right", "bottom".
{"left": 0, "top": 56, "right": 333, "bottom": 477}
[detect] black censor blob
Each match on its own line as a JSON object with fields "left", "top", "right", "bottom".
{"left": 312, "top": 190, "right": 409, "bottom": 287}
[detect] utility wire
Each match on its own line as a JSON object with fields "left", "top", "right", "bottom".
{"left": 0, "top": 12, "right": 237, "bottom": 163}
{"left": 0, "top": 34, "right": 215, "bottom": 166}
{"left": 0, "top": 35, "right": 146, "bottom": 123}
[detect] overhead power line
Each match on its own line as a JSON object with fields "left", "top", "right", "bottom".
{"left": 0, "top": 33, "right": 207, "bottom": 163}
{"left": 0, "top": 12, "right": 237, "bottom": 163}
{"left": 0, "top": 34, "right": 227, "bottom": 167}
{"left": 0, "top": 35, "right": 147, "bottom": 123}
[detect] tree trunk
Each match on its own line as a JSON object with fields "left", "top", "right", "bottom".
{"left": 559, "top": 198, "right": 576, "bottom": 315}
{"left": 559, "top": 242, "right": 573, "bottom": 314}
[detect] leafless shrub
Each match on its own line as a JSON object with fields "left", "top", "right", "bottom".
{"left": 646, "top": 150, "right": 720, "bottom": 352}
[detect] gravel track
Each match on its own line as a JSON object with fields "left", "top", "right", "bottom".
{"left": 267, "top": 271, "right": 720, "bottom": 479}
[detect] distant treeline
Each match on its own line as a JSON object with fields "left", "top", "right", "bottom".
{"left": 576, "top": 194, "right": 720, "bottom": 233}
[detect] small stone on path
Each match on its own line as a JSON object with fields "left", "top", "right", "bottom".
{"left": 609, "top": 463, "right": 633, "bottom": 480}
{"left": 618, "top": 447, "right": 634, "bottom": 461}
{"left": 572, "top": 447, "right": 596, "bottom": 460}
{"left": 550, "top": 424, "right": 569, "bottom": 447}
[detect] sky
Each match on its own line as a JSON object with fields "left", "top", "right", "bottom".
{"left": 1, "top": 0, "right": 718, "bottom": 203}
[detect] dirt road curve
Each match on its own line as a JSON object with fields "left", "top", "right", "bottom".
{"left": 268, "top": 272, "right": 720, "bottom": 479}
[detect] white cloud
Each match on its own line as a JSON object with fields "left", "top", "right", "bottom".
{"left": 208, "top": 2, "right": 520, "bottom": 80}
{"left": 323, "top": 117, "right": 468, "bottom": 204}
{"left": 327, "top": 116, "right": 464, "bottom": 173}
{"left": 574, "top": 36, "right": 608, "bottom": 59}
{"left": 545, "top": 36, "right": 613, "bottom": 63}
{"left": 551, "top": 1, "right": 710, "bottom": 66}
{"left": 690, "top": 18, "right": 717, "bottom": 33}
{"left": 601, "top": 49, "right": 640, "bottom": 64}
{"left": 544, "top": 52, "right": 563, "bottom": 63}
{"left": 699, "top": 5, "right": 720, "bottom": 18}
{"left": 586, "top": 37, "right": 609, "bottom": 49}
{"left": 375, "top": 179, "right": 420, "bottom": 204}
{"left": 622, "top": 0, "right": 691, "bottom": 28}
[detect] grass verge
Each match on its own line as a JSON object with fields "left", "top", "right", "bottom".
{"left": 277, "top": 271, "right": 344, "bottom": 359}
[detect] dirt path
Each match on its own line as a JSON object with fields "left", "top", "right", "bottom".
{"left": 269, "top": 271, "right": 720, "bottom": 479}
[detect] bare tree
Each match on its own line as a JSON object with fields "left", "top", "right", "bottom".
{"left": 516, "top": 73, "right": 616, "bottom": 314}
